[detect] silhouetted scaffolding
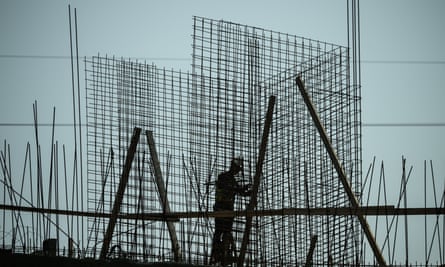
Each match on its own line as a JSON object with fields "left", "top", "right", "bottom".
{"left": 1, "top": 13, "right": 444, "bottom": 267}
{"left": 190, "top": 17, "right": 362, "bottom": 265}
{"left": 85, "top": 16, "right": 362, "bottom": 266}
{"left": 0, "top": 14, "right": 445, "bottom": 266}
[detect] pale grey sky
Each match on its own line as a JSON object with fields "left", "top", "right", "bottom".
{"left": 1, "top": 0, "right": 444, "bottom": 264}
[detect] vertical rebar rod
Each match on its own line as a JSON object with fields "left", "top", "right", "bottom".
{"left": 74, "top": 8, "right": 85, "bottom": 253}
{"left": 427, "top": 160, "right": 443, "bottom": 264}
{"left": 382, "top": 162, "right": 391, "bottom": 263}
{"left": 424, "top": 160, "right": 428, "bottom": 263}
{"left": 402, "top": 157, "right": 408, "bottom": 266}
{"left": 46, "top": 107, "right": 56, "bottom": 238}
{"left": 1, "top": 142, "right": 5, "bottom": 249}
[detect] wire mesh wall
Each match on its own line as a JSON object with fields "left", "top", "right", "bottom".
{"left": 85, "top": 16, "right": 361, "bottom": 266}
{"left": 190, "top": 17, "right": 361, "bottom": 266}
{"left": 85, "top": 58, "right": 198, "bottom": 261}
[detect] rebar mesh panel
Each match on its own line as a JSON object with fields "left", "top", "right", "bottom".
{"left": 191, "top": 16, "right": 362, "bottom": 266}
{"left": 85, "top": 16, "right": 362, "bottom": 266}
{"left": 86, "top": 57, "right": 211, "bottom": 263}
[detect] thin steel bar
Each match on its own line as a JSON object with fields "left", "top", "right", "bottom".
{"left": 403, "top": 157, "right": 409, "bottom": 266}
{"left": 427, "top": 160, "right": 443, "bottom": 263}
{"left": 46, "top": 107, "right": 56, "bottom": 238}
{"left": 68, "top": 6, "right": 81, "bottom": 250}
{"left": 380, "top": 161, "right": 392, "bottom": 263}
{"left": 425, "top": 160, "right": 428, "bottom": 263}
{"left": 74, "top": 8, "right": 85, "bottom": 252}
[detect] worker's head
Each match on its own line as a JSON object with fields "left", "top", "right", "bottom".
{"left": 230, "top": 156, "right": 243, "bottom": 174}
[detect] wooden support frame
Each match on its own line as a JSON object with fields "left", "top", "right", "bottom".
{"left": 238, "top": 95, "right": 276, "bottom": 266}
{"left": 296, "top": 77, "right": 387, "bottom": 266}
{"left": 304, "top": 235, "right": 318, "bottom": 267}
{"left": 100, "top": 127, "right": 141, "bottom": 260}
{"left": 146, "top": 130, "right": 182, "bottom": 262}
{"left": 2, "top": 204, "right": 442, "bottom": 220}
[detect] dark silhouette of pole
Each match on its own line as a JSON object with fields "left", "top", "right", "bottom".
{"left": 146, "top": 130, "right": 182, "bottom": 262}
{"left": 296, "top": 77, "right": 387, "bottom": 266}
{"left": 100, "top": 127, "right": 141, "bottom": 260}
{"left": 238, "top": 95, "right": 275, "bottom": 266}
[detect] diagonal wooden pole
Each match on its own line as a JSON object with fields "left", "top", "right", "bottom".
{"left": 100, "top": 127, "right": 141, "bottom": 260}
{"left": 304, "top": 235, "right": 318, "bottom": 267}
{"left": 146, "top": 130, "right": 182, "bottom": 262}
{"left": 296, "top": 76, "right": 387, "bottom": 266}
{"left": 238, "top": 95, "right": 275, "bottom": 266}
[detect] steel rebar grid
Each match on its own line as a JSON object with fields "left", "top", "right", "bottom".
{"left": 191, "top": 16, "right": 361, "bottom": 265}
{"left": 84, "top": 16, "right": 362, "bottom": 265}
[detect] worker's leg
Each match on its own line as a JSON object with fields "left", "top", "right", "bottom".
{"left": 211, "top": 217, "right": 224, "bottom": 263}
{"left": 219, "top": 216, "right": 236, "bottom": 265}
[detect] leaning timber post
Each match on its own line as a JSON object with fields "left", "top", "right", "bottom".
{"left": 238, "top": 95, "right": 275, "bottom": 266}
{"left": 304, "top": 235, "right": 318, "bottom": 267}
{"left": 295, "top": 77, "right": 387, "bottom": 266}
{"left": 100, "top": 127, "right": 141, "bottom": 260}
{"left": 146, "top": 130, "right": 182, "bottom": 262}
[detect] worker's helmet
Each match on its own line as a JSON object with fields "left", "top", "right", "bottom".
{"left": 231, "top": 156, "right": 243, "bottom": 171}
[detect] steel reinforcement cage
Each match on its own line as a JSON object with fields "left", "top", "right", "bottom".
{"left": 85, "top": 16, "right": 362, "bottom": 266}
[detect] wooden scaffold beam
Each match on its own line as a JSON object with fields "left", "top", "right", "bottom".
{"left": 305, "top": 235, "right": 318, "bottom": 267}
{"left": 146, "top": 130, "right": 182, "bottom": 262}
{"left": 2, "top": 204, "right": 443, "bottom": 220}
{"left": 238, "top": 95, "right": 275, "bottom": 266}
{"left": 99, "top": 127, "right": 141, "bottom": 260}
{"left": 296, "top": 77, "right": 387, "bottom": 266}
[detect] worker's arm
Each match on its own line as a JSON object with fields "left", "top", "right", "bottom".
{"left": 217, "top": 173, "right": 251, "bottom": 196}
{"left": 235, "top": 183, "right": 252, "bottom": 196}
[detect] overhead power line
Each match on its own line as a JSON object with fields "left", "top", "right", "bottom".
{"left": 363, "top": 123, "right": 445, "bottom": 127}
{"left": 361, "top": 60, "right": 445, "bottom": 65}
{"left": 0, "top": 123, "right": 86, "bottom": 127}
{"left": 1, "top": 54, "right": 445, "bottom": 65}
{"left": 1, "top": 122, "right": 445, "bottom": 127}
{"left": 0, "top": 54, "right": 190, "bottom": 61}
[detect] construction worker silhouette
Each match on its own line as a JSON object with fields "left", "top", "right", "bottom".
{"left": 210, "top": 156, "right": 251, "bottom": 265}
